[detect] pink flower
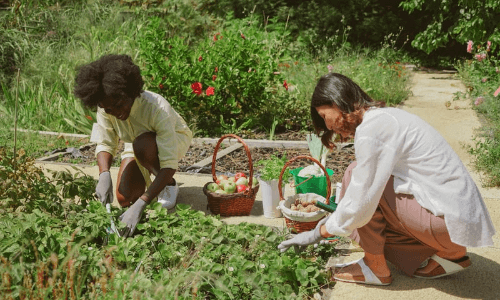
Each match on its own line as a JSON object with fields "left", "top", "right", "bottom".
{"left": 206, "top": 86, "right": 215, "bottom": 96}
{"left": 474, "top": 97, "right": 484, "bottom": 106}
{"left": 494, "top": 86, "right": 500, "bottom": 97}
{"left": 475, "top": 53, "right": 487, "bottom": 62}
{"left": 327, "top": 64, "right": 334, "bottom": 73}
{"left": 467, "top": 40, "right": 473, "bottom": 53}
{"left": 487, "top": 41, "right": 491, "bottom": 51}
{"left": 482, "top": 78, "right": 488, "bottom": 83}
{"left": 496, "top": 67, "right": 499, "bottom": 73}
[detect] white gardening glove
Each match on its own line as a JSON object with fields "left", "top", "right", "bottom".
{"left": 278, "top": 226, "right": 323, "bottom": 253}
{"left": 118, "top": 199, "right": 148, "bottom": 237}
{"left": 95, "top": 171, "right": 113, "bottom": 205}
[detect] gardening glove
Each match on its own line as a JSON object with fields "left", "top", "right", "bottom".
{"left": 314, "top": 215, "right": 331, "bottom": 246}
{"left": 278, "top": 226, "right": 323, "bottom": 253}
{"left": 118, "top": 199, "right": 148, "bottom": 238}
{"left": 95, "top": 171, "right": 113, "bottom": 205}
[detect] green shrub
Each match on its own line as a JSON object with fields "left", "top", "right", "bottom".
{"left": 140, "top": 13, "right": 291, "bottom": 135}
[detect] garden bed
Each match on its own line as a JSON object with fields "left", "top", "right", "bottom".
{"left": 40, "top": 139, "right": 355, "bottom": 184}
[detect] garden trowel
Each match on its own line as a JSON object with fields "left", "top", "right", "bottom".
{"left": 105, "top": 203, "right": 121, "bottom": 237}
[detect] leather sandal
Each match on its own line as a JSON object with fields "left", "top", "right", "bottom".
{"left": 331, "top": 258, "right": 393, "bottom": 286}
{"left": 414, "top": 255, "right": 471, "bottom": 279}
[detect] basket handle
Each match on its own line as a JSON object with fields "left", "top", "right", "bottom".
{"left": 211, "top": 134, "right": 255, "bottom": 192}
{"left": 278, "top": 155, "right": 331, "bottom": 204}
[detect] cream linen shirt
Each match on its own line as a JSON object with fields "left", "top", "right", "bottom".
{"left": 325, "top": 107, "right": 496, "bottom": 247}
{"left": 95, "top": 91, "right": 193, "bottom": 170}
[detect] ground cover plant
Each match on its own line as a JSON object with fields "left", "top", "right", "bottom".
{"left": 0, "top": 148, "right": 340, "bottom": 299}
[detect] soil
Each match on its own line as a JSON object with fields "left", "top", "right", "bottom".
{"left": 49, "top": 131, "right": 355, "bottom": 183}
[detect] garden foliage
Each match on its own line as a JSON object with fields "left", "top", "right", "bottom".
{"left": 400, "top": 0, "right": 500, "bottom": 54}
{"left": 140, "top": 13, "right": 291, "bottom": 136}
{"left": 0, "top": 147, "right": 335, "bottom": 299}
{"left": 455, "top": 40, "right": 500, "bottom": 186}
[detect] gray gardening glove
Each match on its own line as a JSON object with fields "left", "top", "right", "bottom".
{"left": 278, "top": 226, "right": 323, "bottom": 253}
{"left": 118, "top": 199, "right": 148, "bottom": 238}
{"left": 95, "top": 171, "right": 113, "bottom": 205}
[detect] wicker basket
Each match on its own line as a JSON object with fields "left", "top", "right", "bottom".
{"left": 278, "top": 155, "right": 332, "bottom": 233}
{"left": 203, "top": 134, "right": 259, "bottom": 216}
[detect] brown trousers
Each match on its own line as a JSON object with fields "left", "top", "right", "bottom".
{"left": 339, "top": 162, "right": 466, "bottom": 276}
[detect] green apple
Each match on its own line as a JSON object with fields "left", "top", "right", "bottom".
{"left": 223, "top": 181, "right": 237, "bottom": 194}
{"left": 207, "top": 182, "right": 220, "bottom": 192}
{"left": 235, "top": 177, "right": 248, "bottom": 186}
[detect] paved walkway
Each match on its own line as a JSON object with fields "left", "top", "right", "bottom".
{"left": 36, "top": 71, "right": 500, "bottom": 299}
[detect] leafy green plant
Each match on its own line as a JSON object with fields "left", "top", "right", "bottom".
{"left": 400, "top": 0, "right": 500, "bottom": 54}
{"left": 139, "top": 13, "right": 290, "bottom": 135}
{"left": 256, "top": 153, "right": 292, "bottom": 184}
{"left": 0, "top": 145, "right": 338, "bottom": 299}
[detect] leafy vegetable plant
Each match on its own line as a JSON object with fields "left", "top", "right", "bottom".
{"left": 1, "top": 147, "right": 338, "bottom": 299}
{"left": 256, "top": 153, "right": 292, "bottom": 184}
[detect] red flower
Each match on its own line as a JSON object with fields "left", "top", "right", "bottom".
{"left": 213, "top": 32, "right": 221, "bottom": 41}
{"left": 214, "top": 66, "right": 218, "bottom": 73}
{"left": 159, "top": 83, "right": 164, "bottom": 90}
{"left": 240, "top": 33, "right": 246, "bottom": 40}
{"left": 283, "top": 80, "right": 288, "bottom": 91}
{"left": 206, "top": 86, "right": 215, "bottom": 96}
{"left": 85, "top": 115, "right": 93, "bottom": 121}
{"left": 191, "top": 82, "right": 203, "bottom": 95}
{"left": 212, "top": 75, "right": 217, "bottom": 81}
{"left": 198, "top": 56, "right": 202, "bottom": 62}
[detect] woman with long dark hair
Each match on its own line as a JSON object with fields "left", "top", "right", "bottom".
{"left": 278, "top": 73, "right": 495, "bottom": 285}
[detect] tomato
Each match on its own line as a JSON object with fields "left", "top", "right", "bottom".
{"left": 234, "top": 172, "right": 246, "bottom": 181}
{"left": 236, "top": 184, "right": 248, "bottom": 193}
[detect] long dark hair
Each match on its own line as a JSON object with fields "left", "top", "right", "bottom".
{"left": 74, "top": 54, "right": 144, "bottom": 110}
{"left": 310, "top": 73, "right": 385, "bottom": 148}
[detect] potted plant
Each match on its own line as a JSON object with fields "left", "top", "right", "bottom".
{"left": 255, "top": 153, "right": 292, "bottom": 218}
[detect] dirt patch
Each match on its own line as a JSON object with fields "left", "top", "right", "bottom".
{"left": 49, "top": 139, "right": 355, "bottom": 183}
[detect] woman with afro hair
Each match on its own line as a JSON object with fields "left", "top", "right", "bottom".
{"left": 74, "top": 54, "right": 192, "bottom": 237}
{"left": 278, "top": 73, "right": 495, "bottom": 285}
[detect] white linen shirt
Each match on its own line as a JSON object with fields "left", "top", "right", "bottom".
{"left": 325, "top": 107, "right": 496, "bottom": 247}
{"left": 95, "top": 91, "right": 193, "bottom": 170}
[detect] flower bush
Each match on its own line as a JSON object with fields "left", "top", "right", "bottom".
{"left": 456, "top": 40, "right": 500, "bottom": 186}
{"left": 139, "top": 14, "right": 291, "bottom": 136}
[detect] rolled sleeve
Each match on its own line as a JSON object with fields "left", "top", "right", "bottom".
{"left": 325, "top": 137, "right": 400, "bottom": 236}
{"left": 95, "top": 109, "right": 119, "bottom": 158}
{"left": 152, "top": 104, "right": 181, "bottom": 170}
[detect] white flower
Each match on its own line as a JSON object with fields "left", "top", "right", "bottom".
{"left": 228, "top": 267, "right": 234, "bottom": 272}
{"left": 88, "top": 247, "right": 93, "bottom": 250}
{"left": 255, "top": 235, "right": 260, "bottom": 238}
{"left": 259, "top": 264, "right": 265, "bottom": 269}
